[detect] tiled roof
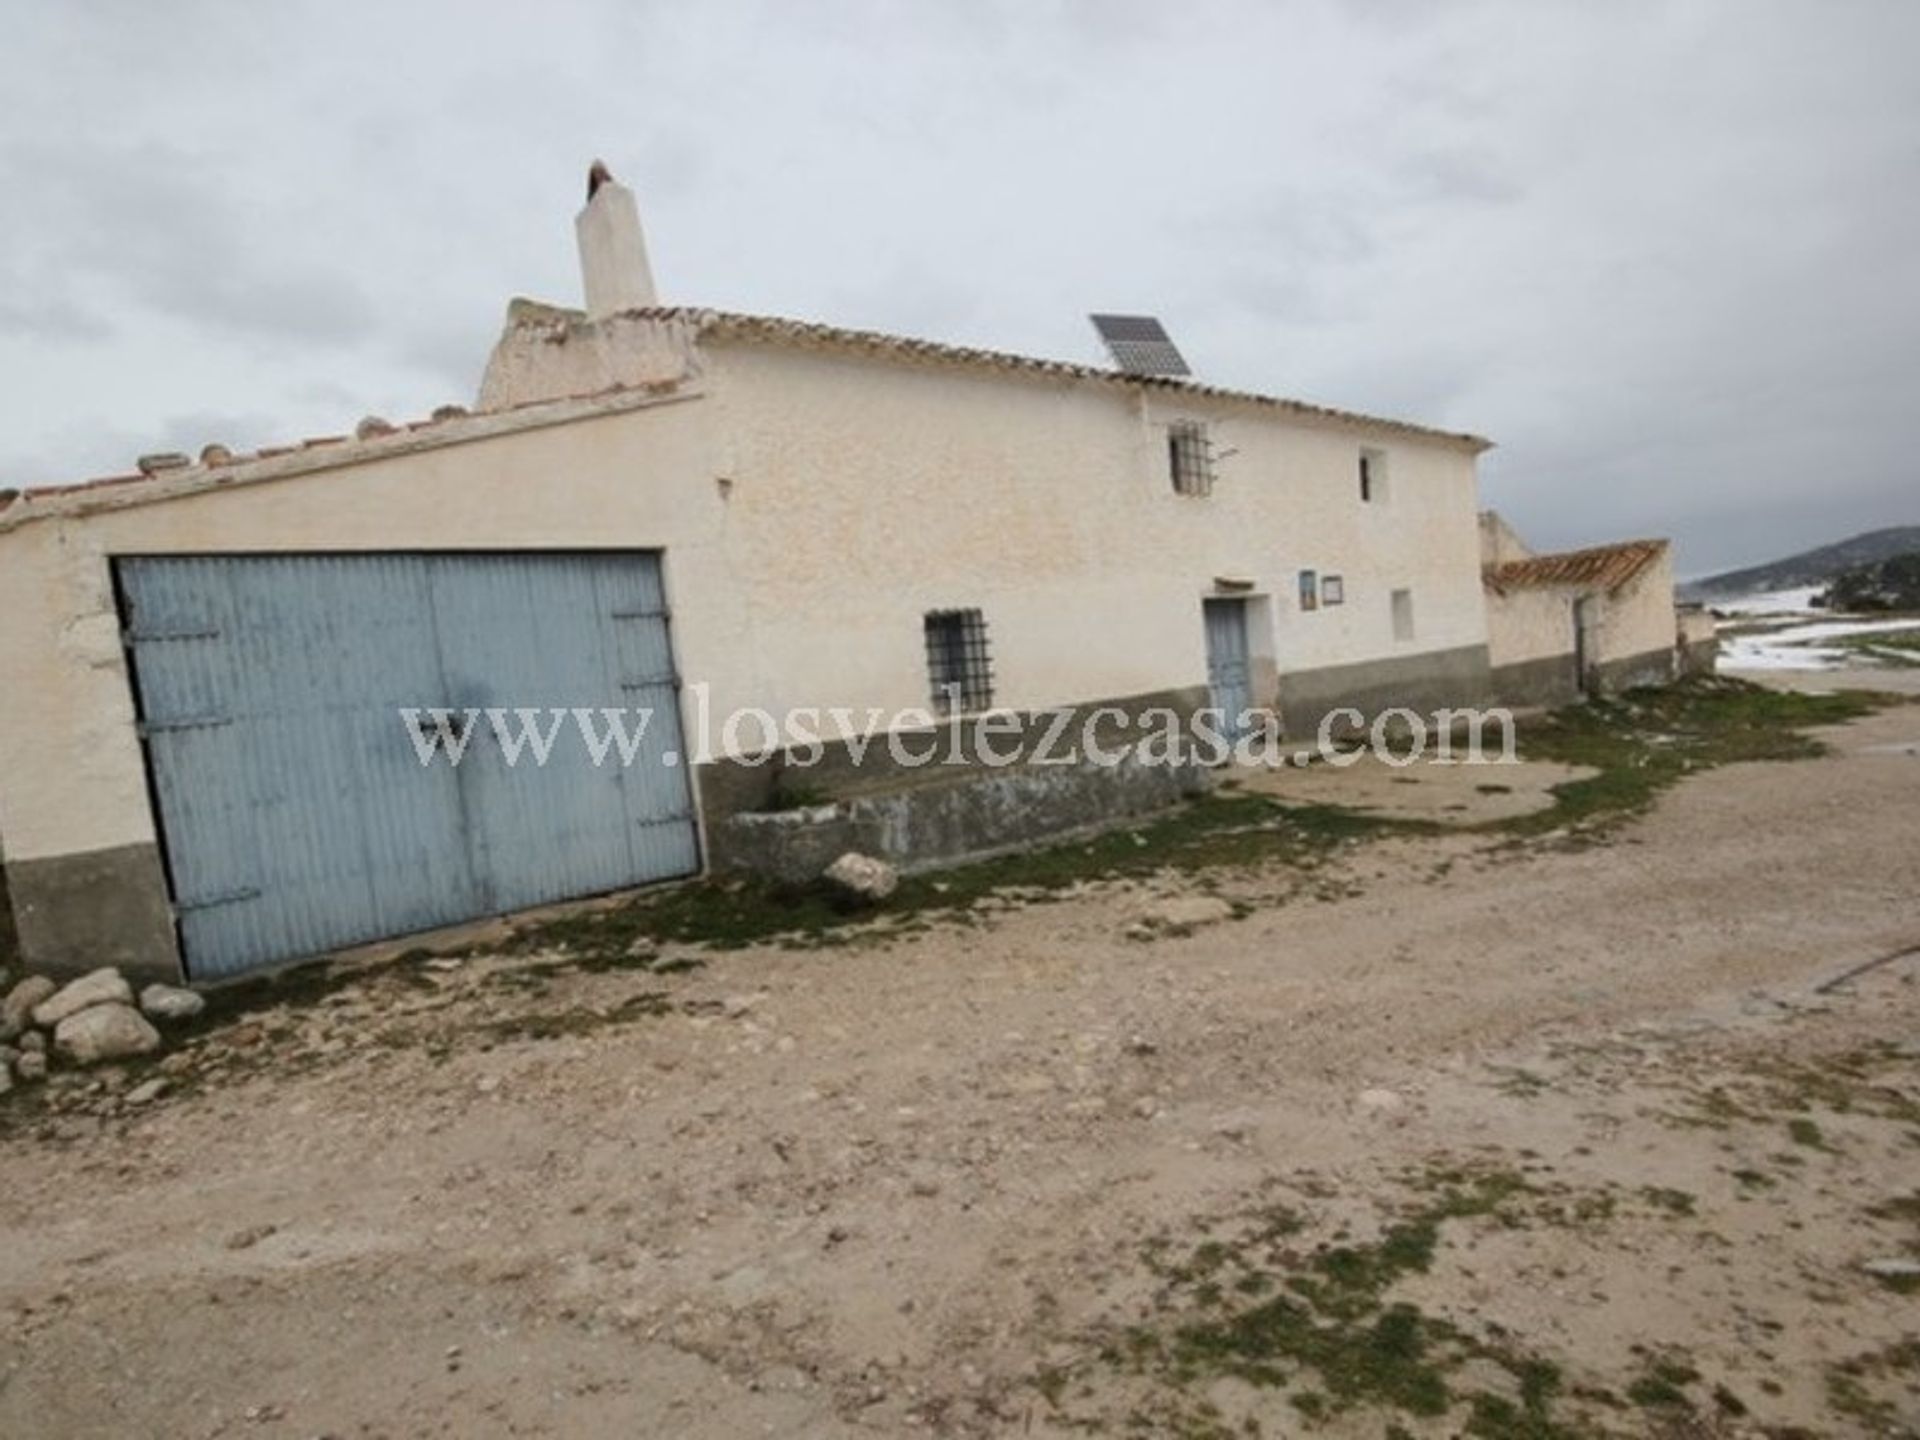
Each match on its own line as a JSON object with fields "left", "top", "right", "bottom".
{"left": 1484, "top": 539, "right": 1668, "bottom": 595}
{"left": 4, "top": 303, "right": 1490, "bottom": 530}
{"left": 629, "top": 307, "right": 1493, "bottom": 452}
{"left": 0, "top": 384, "right": 693, "bottom": 532}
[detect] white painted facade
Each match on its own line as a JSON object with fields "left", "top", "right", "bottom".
{"left": 0, "top": 326, "right": 1491, "bottom": 870}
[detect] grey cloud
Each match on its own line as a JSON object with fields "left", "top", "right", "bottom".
{"left": 0, "top": 0, "right": 1913, "bottom": 573}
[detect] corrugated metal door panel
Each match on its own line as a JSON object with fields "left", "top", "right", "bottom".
{"left": 590, "top": 555, "right": 701, "bottom": 882}
{"left": 429, "top": 553, "right": 697, "bottom": 915}
{"left": 1204, "top": 598, "right": 1253, "bottom": 740}
{"left": 119, "top": 553, "right": 699, "bottom": 980}
{"left": 121, "top": 555, "right": 481, "bottom": 979}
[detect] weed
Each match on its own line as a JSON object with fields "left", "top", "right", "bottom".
{"left": 1500, "top": 677, "right": 1884, "bottom": 837}
{"left": 1638, "top": 1186, "right": 1698, "bottom": 1218}
{"left": 1786, "top": 1117, "right": 1830, "bottom": 1150}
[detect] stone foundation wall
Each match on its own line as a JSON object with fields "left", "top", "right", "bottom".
{"left": 694, "top": 686, "right": 1212, "bottom": 826}
{"left": 709, "top": 753, "right": 1211, "bottom": 884}
{"left": 1276, "top": 643, "right": 1494, "bottom": 739}
{"left": 1489, "top": 652, "right": 1583, "bottom": 710}
{"left": 1594, "top": 645, "right": 1678, "bottom": 695}
{"left": 3, "top": 843, "right": 181, "bottom": 984}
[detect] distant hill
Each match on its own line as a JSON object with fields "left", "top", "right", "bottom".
{"left": 1826, "top": 552, "right": 1920, "bottom": 613}
{"left": 1686, "top": 526, "right": 1920, "bottom": 597}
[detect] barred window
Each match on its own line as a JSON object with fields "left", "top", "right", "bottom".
{"left": 924, "top": 608, "right": 993, "bottom": 714}
{"left": 1359, "top": 447, "right": 1388, "bottom": 504}
{"left": 1168, "top": 421, "right": 1214, "bottom": 497}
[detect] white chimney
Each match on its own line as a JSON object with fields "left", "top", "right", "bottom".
{"left": 576, "top": 161, "right": 657, "bottom": 318}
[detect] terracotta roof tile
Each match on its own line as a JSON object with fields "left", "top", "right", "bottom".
{"left": 1484, "top": 539, "right": 1667, "bottom": 594}
{"left": 603, "top": 307, "right": 1492, "bottom": 452}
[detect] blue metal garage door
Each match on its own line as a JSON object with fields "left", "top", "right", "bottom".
{"left": 116, "top": 553, "right": 699, "bottom": 980}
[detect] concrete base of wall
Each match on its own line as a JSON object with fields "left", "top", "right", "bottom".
{"left": 1490, "top": 653, "right": 1583, "bottom": 711}
{"left": 709, "top": 754, "right": 1211, "bottom": 884}
{"left": 0, "top": 864, "right": 17, "bottom": 974}
{"left": 1679, "top": 639, "right": 1718, "bottom": 678}
{"left": 695, "top": 685, "right": 1212, "bottom": 825}
{"left": 1277, "top": 643, "right": 1494, "bottom": 740}
{"left": 1594, "top": 646, "right": 1677, "bottom": 695}
{"left": 4, "top": 843, "right": 182, "bottom": 983}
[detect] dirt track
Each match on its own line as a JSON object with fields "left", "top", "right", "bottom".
{"left": 3, "top": 702, "right": 1919, "bottom": 1437}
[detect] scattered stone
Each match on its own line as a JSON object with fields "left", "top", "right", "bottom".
{"left": 199, "top": 442, "right": 234, "bottom": 466}
{"left": 2, "top": 974, "right": 56, "bottom": 1039}
{"left": 1135, "top": 895, "right": 1234, "bottom": 935}
{"left": 224, "top": 1223, "right": 278, "bottom": 1251}
{"left": 136, "top": 451, "right": 191, "bottom": 475}
{"left": 823, "top": 851, "right": 899, "bottom": 903}
{"left": 430, "top": 404, "right": 470, "bottom": 422}
{"left": 19, "top": 1030, "right": 47, "bottom": 1054}
{"left": 139, "top": 983, "right": 206, "bottom": 1022}
{"left": 1861, "top": 1258, "right": 1920, "bottom": 1280}
{"left": 1357, "top": 1087, "right": 1406, "bottom": 1113}
{"left": 125, "top": 1077, "right": 169, "bottom": 1106}
{"left": 355, "top": 415, "right": 397, "bottom": 440}
{"left": 14, "top": 1050, "right": 46, "bottom": 1083}
{"left": 32, "top": 968, "right": 134, "bottom": 1029}
{"left": 53, "top": 1003, "right": 162, "bottom": 1066}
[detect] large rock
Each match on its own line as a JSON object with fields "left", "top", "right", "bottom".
{"left": 140, "top": 983, "right": 206, "bottom": 1022}
{"left": 823, "top": 851, "right": 899, "bottom": 903}
{"left": 32, "top": 968, "right": 133, "bottom": 1029}
{"left": 2, "top": 975, "right": 56, "bottom": 1040}
{"left": 53, "top": 1002, "right": 161, "bottom": 1066}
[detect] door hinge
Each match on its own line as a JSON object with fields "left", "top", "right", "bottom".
{"left": 139, "top": 715, "right": 233, "bottom": 737}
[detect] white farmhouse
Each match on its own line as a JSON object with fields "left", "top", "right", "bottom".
{"left": 0, "top": 168, "right": 1692, "bottom": 984}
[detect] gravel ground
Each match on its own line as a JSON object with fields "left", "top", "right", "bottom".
{"left": 2, "top": 702, "right": 1918, "bottom": 1438}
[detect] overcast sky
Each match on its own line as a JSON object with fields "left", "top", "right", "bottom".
{"left": 1, "top": 1, "right": 1914, "bottom": 574}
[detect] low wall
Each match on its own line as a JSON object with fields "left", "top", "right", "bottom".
{"left": 0, "top": 861, "right": 17, "bottom": 976}
{"left": 1277, "top": 643, "right": 1494, "bottom": 739}
{"left": 1489, "top": 652, "right": 1583, "bottom": 710}
{"left": 3, "top": 841, "right": 181, "bottom": 983}
{"left": 710, "top": 753, "right": 1211, "bottom": 884}
{"left": 694, "top": 685, "right": 1211, "bottom": 824}
{"left": 1594, "top": 645, "right": 1677, "bottom": 695}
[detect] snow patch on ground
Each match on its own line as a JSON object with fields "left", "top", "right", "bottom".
{"left": 1720, "top": 611, "right": 1920, "bottom": 671}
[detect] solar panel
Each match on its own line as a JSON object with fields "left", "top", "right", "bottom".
{"left": 1089, "top": 313, "right": 1191, "bottom": 377}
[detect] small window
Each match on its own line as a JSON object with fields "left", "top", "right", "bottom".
{"left": 1391, "top": 588, "right": 1415, "bottom": 641}
{"left": 924, "top": 608, "right": 993, "bottom": 714}
{"left": 1168, "top": 422, "right": 1214, "bottom": 497}
{"left": 1321, "top": 574, "right": 1345, "bottom": 606}
{"left": 1298, "top": 570, "right": 1319, "bottom": 612}
{"left": 1359, "top": 447, "right": 1388, "bottom": 504}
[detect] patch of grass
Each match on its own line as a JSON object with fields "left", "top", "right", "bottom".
{"left": 494, "top": 793, "right": 1410, "bottom": 957}
{"left": 1786, "top": 1116, "right": 1831, "bottom": 1150}
{"left": 1077, "top": 1166, "right": 1613, "bottom": 1437}
{"left": 1626, "top": 1358, "right": 1699, "bottom": 1410}
{"left": 1501, "top": 676, "right": 1885, "bottom": 836}
{"left": 470, "top": 990, "right": 674, "bottom": 1043}
{"left": 1638, "top": 1186, "right": 1698, "bottom": 1218}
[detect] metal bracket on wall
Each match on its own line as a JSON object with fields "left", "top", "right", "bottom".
{"left": 125, "top": 627, "right": 223, "bottom": 644}
{"left": 174, "top": 886, "right": 262, "bottom": 915}
{"left": 138, "top": 715, "right": 233, "bottom": 737}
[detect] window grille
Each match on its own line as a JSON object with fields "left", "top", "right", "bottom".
{"left": 1168, "top": 422, "right": 1214, "bottom": 497}
{"left": 924, "top": 608, "right": 993, "bottom": 714}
